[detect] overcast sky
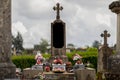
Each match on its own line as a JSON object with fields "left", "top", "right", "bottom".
{"left": 12, "top": 0, "right": 118, "bottom": 48}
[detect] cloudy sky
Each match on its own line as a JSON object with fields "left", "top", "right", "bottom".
{"left": 12, "top": 0, "right": 117, "bottom": 48}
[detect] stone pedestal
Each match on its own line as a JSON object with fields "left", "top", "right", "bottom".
{"left": 105, "top": 1, "right": 120, "bottom": 80}
{"left": 75, "top": 68, "right": 96, "bottom": 80}
{"left": 23, "top": 68, "right": 43, "bottom": 79}
{"left": 45, "top": 72, "right": 75, "bottom": 80}
{"left": 52, "top": 64, "right": 66, "bottom": 72}
{"left": 0, "top": 0, "right": 16, "bottom": 79}
{"left": 0, "top": 63, "right": 16, "bottom": 79}
{"left": 97, "top": 45, "right": 113, "bottom": 72}
{"left": 23, "top": 70, "right": 75, "bottom": 80}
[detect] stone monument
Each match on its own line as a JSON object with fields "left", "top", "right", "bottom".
{"left": 0, "top": 0, "right": 16, "bottom": 79}
{"left": 50, "top": 3, "right": 68, "bottom": 62}
{"left": 97, "top": 30, "right": 113, "bottom": 73}
{"left": 75, "top": 68, "right": 96, "bottom": 80}
{"left": 105, "top": 0, "right": 120, "bottom": 80}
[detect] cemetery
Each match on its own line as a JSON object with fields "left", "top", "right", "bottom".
{"left": 0, "top": 0, "right": 120, "bottom": 80}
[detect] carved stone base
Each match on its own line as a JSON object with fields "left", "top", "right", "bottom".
{"left": 105, "top": 72, "right": 120, "bottom": 80}
{"left": 0, "top": 62, "right": 16, "bottom": 80}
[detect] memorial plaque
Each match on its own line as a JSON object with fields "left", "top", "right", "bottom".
{"left": 32, "top": 65, "right": 43, "bottom": 71}
{"left": 52, "top": 64, "right": 66, "bottom": 72}
{"left": 53, "top": 23, "right": 64, "bottom": 48}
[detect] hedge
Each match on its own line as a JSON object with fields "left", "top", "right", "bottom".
{"left": 12, "top": 54, "right": 97, "bottom": 70}
{"left": 12, "top": 55, "right": 36, "bottom": 70}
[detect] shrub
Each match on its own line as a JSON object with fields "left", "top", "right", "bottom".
{"left": 82, "top": 56, "right": 97, "bottom": 69}
{"left": 12, "top": 55, "right": 36, "bottom": 70}
{"left": 12, "top": 50, "right": 98, "bottom": 70}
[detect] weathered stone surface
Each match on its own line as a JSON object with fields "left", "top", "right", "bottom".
{"left": 105, "top": 1, "right": 120, "bottom": 80}
{"left": 32, "top": 65, "right": 43, "bottom": 71}
{"left": 23, "top": 70, "right": 75, "bottom": 80}
{"left": 109, "top": 0, "right": 120, "bottom": 53}
{"left": 44, "top": 72, "right": 75, "bottom": 80}
{"left": 75, "top": 68, "right": 96, "bottom": 80}
{"left": 98, "top": 46, "right": 113, "bottom": 72}
{"left": 23, "top": 68, "right": 43, "bottom": 79}
{"left": 0, "top": 0, "right": 16, "bottom": 79}
{"left": 97, "top": 30, "right": 113, "bottom": 72}
{"left": 109, "top": 0, "right": 120, "bottom": 14}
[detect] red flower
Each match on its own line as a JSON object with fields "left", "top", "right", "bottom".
{"left": 45, "top": 66, "right": 50, "bottom": 72}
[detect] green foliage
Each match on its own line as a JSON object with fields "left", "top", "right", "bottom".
{"left": 12, "top": 48, "right": 98, "bottom": 70}
{"left": 42, "top": 54, "right": 51, "bottom": 59}
{"left": 92, "top": 40, "right": 101, "bottom": 49}
{"left": 22, "top": 50, "right": 28, "bottom": 55}
{"left": 82, "top": 56, "right": 97, "bottom": 69}
{"left": 67, "top": 47, "right": 98, "bottom": 69}
{"left": 67, "top": 43, "right": 75, "bottom": 48}
{"left": 12, "top": 55, "right": 36, "bottom": 70}
{"left": 67, "top": 47, "right": 98, "bottom": 57}
{"left": 12, "top": 32, "right": 24, "bottom": 51}
{"left": 39, "top": 38, "right": 49, "bottom": 53}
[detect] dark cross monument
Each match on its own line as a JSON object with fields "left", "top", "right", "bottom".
{"left": 53, "top": 3, "right": 63, "bottom": 20}
{"left": 101, "top": 30, "right": 110, "bottom": 46}
{"left": 97, "top": 30, "right": 113, "bottom": 74}
{"left": 50, "top": 3, "right": 68, "bottom": 62}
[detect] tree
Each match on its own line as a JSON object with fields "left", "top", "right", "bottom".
{"left": 67, "top": 43, "right": 75, "bottom": 48}
{"left": 12, "top": 32, "right": 24, "bottom": 53}
{"left": 92, "top": 40, "right": 100, "bottom": 49}
{"left": 39, "top": 38, "right": 49, "bottom": 53}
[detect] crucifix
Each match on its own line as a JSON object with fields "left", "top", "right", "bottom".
{"left": 101, "top": 30, "right": 110, "bottom": 46}
{"left": 53, "top": 3, "right": 63, "bottom": 20}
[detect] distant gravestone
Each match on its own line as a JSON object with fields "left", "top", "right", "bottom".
{"left": 0, "top": 0, "right": 16, "bottom": 79}
{"left": 50, "top": 3, "right": 68, "bottom": 62}
{"left": 97, "top": 30, "right": 113, "bottom": 72}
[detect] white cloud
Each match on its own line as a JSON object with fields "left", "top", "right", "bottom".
{"left": 12, "top": 21, "right": 27, "bottom": 36}
{"left": 96, "top": 14, "right": 111, "bottom": 27}
{"left": 12, "top": 0, "right": 116, "bottom": 48}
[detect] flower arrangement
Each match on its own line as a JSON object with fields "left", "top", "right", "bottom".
{"left": 45, "top": 66, "right": 50, "bottom": 72}
{"left": 53, "top": 67, "right": 65, "bottom": 72}
{"left": 53, "top": 57, "right": 63, "bottom": 64}
{"left": 35, "top": 52, "right": 44, "bottom": 65}
{"left": 52, "top": 57, "right": 65, "bottom": 73}
{"left": 73, "top": 53, "right": 82, "bottom": 61}
{"left": 66, "top": 62, "right": 72, "bottom": 67}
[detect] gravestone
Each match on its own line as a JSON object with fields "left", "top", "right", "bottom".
{"left": 105, "top": 0, "right": 120, "bottom": 80}
{"left": 75, "top": 68, "right": 96, "bottom": 80}
{"left": 23, "top": 68, "right": 43, "bottom": 79}
{"left": 97, "top": 30, "right": 113, "bottom": 73}
{"left": 0, "top": 0, "right": 16, "bottom": 79}
{"left": 45, "top": 72, "right": 75, "bottom": 80}
{"left": 50, "top": 3, "right": 68, "bottom": 62}
{"left": 32, "top": 64, "right": 43, "bottom": 71}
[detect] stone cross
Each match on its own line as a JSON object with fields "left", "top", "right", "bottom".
{"left": 53, "top": 3, "right": 63, "bottom": 20}
{"left": 101, "top": 30, "right": 110, "bottom": 46}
